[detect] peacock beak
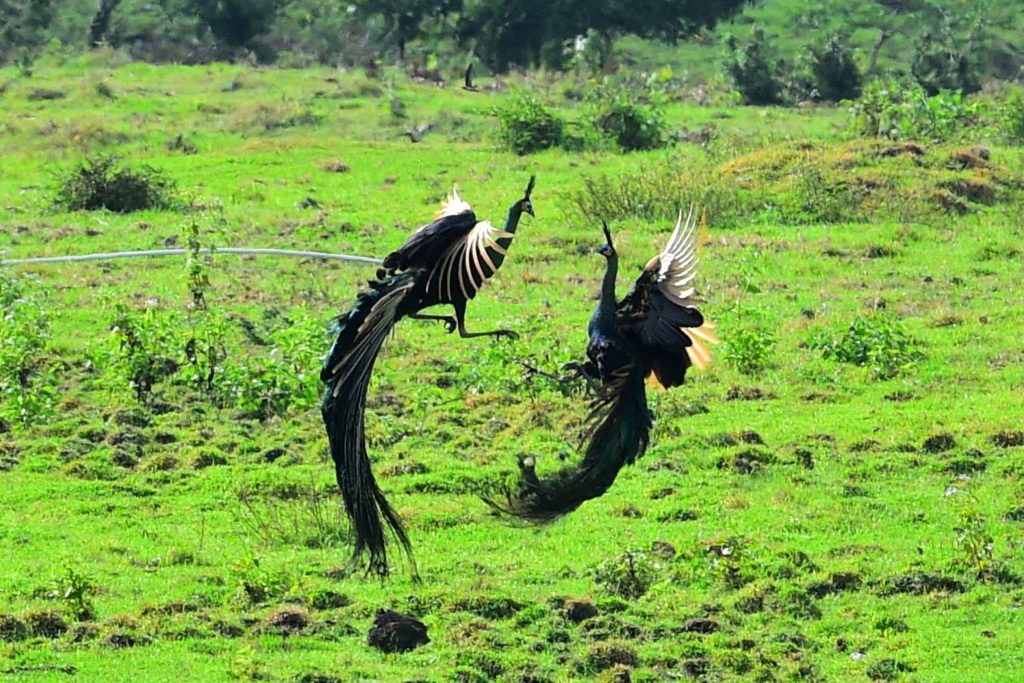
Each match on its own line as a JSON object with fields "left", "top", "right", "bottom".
{"left": 522, "top": 200, "right": 535, "bottom": 217}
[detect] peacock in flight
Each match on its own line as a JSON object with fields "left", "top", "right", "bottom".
{"left": 491, "top": 207, "right": 717, "bottom": 523}
{"left": 321, "top": 176, "right": 535, "bottom": 578}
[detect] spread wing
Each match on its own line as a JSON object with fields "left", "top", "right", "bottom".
{"left": 618, "top": 206, "right": 718, "bottom": 387}
{"left": 380, "top": 188, "right": 478, "bottom": 272}
{"left": 425, "top": 219, "right": 513, "bottom": 302}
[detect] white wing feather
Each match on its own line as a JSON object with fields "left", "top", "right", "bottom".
{"left": 655, "top": 205, "right": 700, "bottom": 307}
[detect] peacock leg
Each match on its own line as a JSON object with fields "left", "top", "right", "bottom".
{"left": 452, "top": 300, "right": 518, "bottom": 340}
{"left": 409, "top": 312, "right": 457, "bottom": 332}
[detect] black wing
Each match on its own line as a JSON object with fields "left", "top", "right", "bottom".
{"left": 617, "top": 207, "right": 717, "bottom": 387}
{"left": 381, "top": 208, "right": 478, "bottom": 274}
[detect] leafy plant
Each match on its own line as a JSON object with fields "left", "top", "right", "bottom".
{"left": 848, "top": 79, "right": 980, "bottom": 142}
{"left": 588, "top": 86, "right": 667, "bottom": 152}
{"left": 53, "top": 155, "right": 176, "bottom": 213}
{"left": 807, "top": 314, "right": 925, "bottom": 380}
{"left": 180, "top": 213, "right": 228, "bottom": 396}
{"left": 1003, "top": 87, "right": 1024, "bottom": 144}
{"left": 724, "top": 29, "right": 786, "bottom": 105}
{"left": 108, "top": 303, "right": 182, "bottom": 400}
{"left": 0, "top": 272, "right": 57, "bottom": 427}
{"left": 592, "top": 550, "right": 658, "bottom": 599}
{"left": 946, "top": 489, "right": 1002, "bottom": 581}
{"left": 722, "top": 326, "right": 776, "bottom": 376}
{"left": 230, "top": 555, "right": 297, "bottom": 605}
{"left": 494, "top": 92, "right": 565, "bottom": 155}
{"left": 224, "top": 311, "right": 326, "bottom": 420}
{"left": 55, "top": 565, "right": 97, "bottom": 621}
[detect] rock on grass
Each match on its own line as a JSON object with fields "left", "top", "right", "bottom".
{"left": 367, "top": 609, "right": 429, "bottom": 653}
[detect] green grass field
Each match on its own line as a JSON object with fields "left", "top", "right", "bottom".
{"left": 1, "top": 55, "right": 1023, "bottom": 682}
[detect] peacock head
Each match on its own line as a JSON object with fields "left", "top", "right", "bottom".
{"left": 519, "top": 175, "right": 536, "bottom": 217}
{"left": 596, "top": 221, "right": 616, "bottom": 258}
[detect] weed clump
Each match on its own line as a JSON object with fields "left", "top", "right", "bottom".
{"left": 590, "top": 87, "right": 666, "bottom": 152}
{"left": 807, "top": 314, "right": 924, "bottom": 380}
{"left": 0, "top": 272, "right": 56, "bottom": 427}
{"left": 848, "top": 80, "right": 980, "bottom": 142}
{"left": 722, "top": 326, "right": 776, "bottom": 376}
{"left": 586, "top": 640, "right": 638, "bottom": 672}
{"left": 592, "top": 550, "right": 657, "bottom": 599}
{"left": 1003, "top": 88, "right": 1024, "bottom": 143}
{"left": 866, "top": 658, "right": 914, "bottom": 681}
{"left": 54, "top": 156, "right": 175, "bottom": 213}
{"left": 495, "top": 92, "right": 565, "bottom": 155}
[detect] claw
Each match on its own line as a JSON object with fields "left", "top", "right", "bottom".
{"left": 497, "top": 330, "right": 519, "bottom": 341}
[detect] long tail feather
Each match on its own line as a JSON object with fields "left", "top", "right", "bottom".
{"left": 321, "top": 274, "right": 417, "bottom": 578}
{"left": 487, "top": 364, "right": 651, "bottom": 523}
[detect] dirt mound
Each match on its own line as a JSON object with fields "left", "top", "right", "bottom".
{"left": 367, "top": 609, "right": 429, "bottom": 653}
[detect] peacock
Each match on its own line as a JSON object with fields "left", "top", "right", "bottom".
{"left": 321, "top": 176, "right": 535, "bottom": 578}
{"left": 490, "top": 207, "right": 717, "bottom": 522}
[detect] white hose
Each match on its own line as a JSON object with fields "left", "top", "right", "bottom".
{"left": 0, "top": 247, "right": 383, "bottom": 267}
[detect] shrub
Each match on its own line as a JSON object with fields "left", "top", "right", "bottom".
{"left": 848, "top": 80, "right": 980, "bottom": 142}
{"left": 108, "top": 303, "right": 182, "bottom": 400}
{"left": 807, "top": 314, "right": 924, "bottom": 380}
{"left": 54, "top": 155, "right": 175, "bottom": 213}
{"left": 724, "top": 29, "right": 786, "bottom": 105}
{"left": 1003, "top": 88, "right": 1024, "bottom": 144}
{"left": 494, "top": 92, "right": 564, "bottom": 155}
{"left": 55, "top": 565, "right": 97, "bottom": 622}
{"left": 592, "top": 550, "right": 658, "bottom": 599}
{"left": 589, "top": 87, "right": 667, "bottom": 151}
{"left": 0, "top": 272, "right": 57, "bottom": 427}
{"left": 223, "top": 311, "right": 326, "bottom": 420}
{"left": 805, "top": 34, "right": 862, "bottom": 102}
{"left": 722, "top": 326, "right": 776, "bottom": 376}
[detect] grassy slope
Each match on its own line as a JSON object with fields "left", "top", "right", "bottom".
{"left": 1, "top": 55, "right": 1023, "bottom": 682}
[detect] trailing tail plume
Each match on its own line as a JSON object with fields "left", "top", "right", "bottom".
{"left": 321, "top": 176, "right": 535, "bottom": 577}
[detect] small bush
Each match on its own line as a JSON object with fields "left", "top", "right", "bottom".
{"left": 808, "top": 314, "right": 924, "bottom": 380}
{"left": 592, "top": 550, "right": 658, "bottom": 599}
{"left": 589, "top": 88, "right": 667, "bottom": 151}
{"left": 494, "top": 92, "right": 564, "bottom": 155}
{"left": 724, "top": 29, "right": 786, "bottom": 105}
{"left": 848, "top": 80, "right": 980, "bottom": 142}
{"left": 55, "top": 565, "right": 97, "bottom": 622}
{"left": 223, "top": 310, "right": 326, "bottom": 420}
{"left": 1003, "top": 88, "right": 1024, "bottom": 144}
{"left": 805, "top": 34, "right": 862, "bottom": 102}
{"left": 0, "top": 272, "right": 57, "bottom": 427}
{"left": 108, "top": 303, "right": 182, "bottom": 400}
{"left": 722, "top": 326, "right": 776, "bottom": 376}
{"left": 54, "top": 156, "right": 175, "bottom": 213}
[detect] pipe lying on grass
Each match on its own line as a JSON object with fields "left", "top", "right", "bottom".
{"left": 0, "top": 247, "right": 383, "bottom": 267}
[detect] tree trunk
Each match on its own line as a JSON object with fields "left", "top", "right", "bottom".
{"left": 89, "top": 0, "right": 122, "bottom": 48}
{"left": 866, "top": 28, "right": 892, "bottom": 75}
